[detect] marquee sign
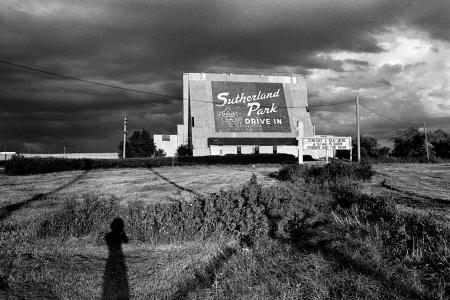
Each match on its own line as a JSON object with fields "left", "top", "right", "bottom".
{"left": 303, "top": 137, "right": 352, "bottom": 150}
{"left": 211, "top": 81, "right": 291, "bottom": 132}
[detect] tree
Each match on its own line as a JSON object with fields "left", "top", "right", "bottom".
{"left": 154, "top": 148, "right": 166, "bottom": 157}
{"left": 392, "top": 127, "right": 427, "bottom": 158}
{"left": 350, "top": 136, "right": 390, "bottom": 160}
{"left": 360, "top": 136, "right": 378, "bottom": 157}
{"left": 429, "top": 129, "right": 450, "bottom": 158}
{"left": 377, "top": 146, "right": 390, "bottom": 157}
{"left": 118, "top": 129, "right": 156, "bottom": 158}
{"left": 176, "top": 144, "right": 190, "bottom": 157}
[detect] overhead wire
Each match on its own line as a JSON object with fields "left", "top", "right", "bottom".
{"left": 0, "top": 60, "right": 179, "bottom": 100}
{"left": 2, "top": 59, "right": 427, "bottom": 126}
{"left": 0, "top": 59, "right": 355, "bottom": 109}
{"left": 358, "top": 101, "right": 420, "bottom": 126}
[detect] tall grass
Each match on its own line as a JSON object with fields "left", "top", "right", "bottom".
{"left": 276, "top": 159, "right": 374, "bottom": 184}
{"left": 274, "top": 160, "right": 449, "bottom": 298}
{"left": 327, "top": 180, "right": 450, "bottom": 298}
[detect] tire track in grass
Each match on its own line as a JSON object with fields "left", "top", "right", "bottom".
{"left": 170, "top": 243, "right": 239, "bottom": 300}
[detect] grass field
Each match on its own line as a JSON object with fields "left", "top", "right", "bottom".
{"left": 364, "top": 163, "right": 450, "bottom": 221}
{"left": 1, "top": 163, "right": 449, "bottom": 299}
{"left": 371, "top": 163, "right": 450, "bottom": 202}
{"left": 0, "top": 165, "right": 278, "bottom": 299}
{"left": 0, "top": 164, "right": 279, "bottom": 206}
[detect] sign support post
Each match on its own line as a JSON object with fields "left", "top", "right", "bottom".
{"left": 349, "top": 137, "right": 353, "bottom": 161}
{"left": 297, "top": 121, "right": 304, "bottom": 164}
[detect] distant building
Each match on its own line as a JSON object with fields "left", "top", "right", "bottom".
{"left": 153, "top": 134, "right": 178, "bottom": 157}
{"left": 0, "top": 152, "right": 16, "bottom": 161}
{"left": 22, "top": 153, "right": 118, "bottom": 159}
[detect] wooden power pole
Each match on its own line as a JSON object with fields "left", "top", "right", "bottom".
{"left": 424, "top": 122, "right": 429, "bottom": 161}
{"left": 123, "top": 115, "right": 127, "bottom": 158}
{"left": 356, "top": 96, "right": 361, "bottom": 162}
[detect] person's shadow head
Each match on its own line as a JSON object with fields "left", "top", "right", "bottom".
{"left": 111, "top": 217, "right": 125, "bottom": 234}
{"left": 106, "top": 217, "right": 129, "bottom": 253}
{"left": 102, "top": 217, "right": 129, "bottom": 300}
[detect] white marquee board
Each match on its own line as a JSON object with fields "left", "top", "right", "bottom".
{"left": 302, "top": 137, "right": 351, "bottom": 150}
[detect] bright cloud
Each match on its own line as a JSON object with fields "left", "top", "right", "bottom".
{"left": 308, "top": 26, "right": 450, "bottom": 137}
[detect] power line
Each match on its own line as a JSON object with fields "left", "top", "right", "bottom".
{"left": 309, "top": 100, "right": 354, "bottom": 108}
{"left": 0, "top": 59, "right": 354, "bottom": 109}
{"left": 358, "top": 102, "right": 420, "bottom": 126}
{"left": 0, "top": 59, "right": 179, "bottom": 100}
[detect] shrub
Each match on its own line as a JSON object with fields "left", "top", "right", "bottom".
{"left": 34, "top": 174, "right": 316, "bottom": 246}
{"left": 176, "top": 144, "right": 190, "bottom": 157}
{"left": 37, "top": 194, "right": 121, "bottom": 240}
{"left": 329, "top": 180, "right": 362, "bottom": 208}
{"left": 276, "top": 160, "right": 374, "bottom": 185}
{"left": 275, "top": 164, "right": 305, "bottom": 182}
{"left": 353, "top": 160, "right": 374, "bottom": 181}
{"left": 5, "top": 154, "right": 297, "bottom": 175}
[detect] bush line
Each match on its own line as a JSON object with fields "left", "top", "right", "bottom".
{"left": 276, "top": 159, "right": 374, "bottom": 184}
{"left": 36, "top": 175, "right": 313, "bottom": 245}
{"left": 5, "top": 154, "right": 296, "bottom": 175}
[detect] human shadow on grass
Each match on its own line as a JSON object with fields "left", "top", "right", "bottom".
{"left": 0, "top": 169, "right": 90, "bottom": 221}
{"left": 102, "top": 217, "right": 130, "bottom": 300}
{"left": 148, "top": 168, "right": 201, "bottom": 197}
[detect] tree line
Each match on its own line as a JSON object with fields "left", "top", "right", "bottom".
{"left": 339, "top": 127, "right": 450, "bottom": 160}
{"left": 120, "top": 127, "right": 450, "bottom": 160}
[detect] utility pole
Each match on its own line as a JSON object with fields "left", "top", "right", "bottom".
{"left": 123, "top": 115, "right": 127, "bottom": 159}
{"left": 424, "top": 122, "right": 429, "bottom": 161}
{"left": 187, "top": 74, "right": 193, "bottom": 157}
{"left": 356, "top": 96, "right": 361, "bottom": 162}
{"left": 63, "top": 145, "right": 66, "bottom": 155}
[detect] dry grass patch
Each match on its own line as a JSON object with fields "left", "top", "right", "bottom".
{"left": 2, "top": 235, "right": 235, "bottom": 299}
{"left": 0, "top": 165, "right": 279, "bottom": 207}
{"left": 373, "top": 163, "right": 450, "bottom": 202}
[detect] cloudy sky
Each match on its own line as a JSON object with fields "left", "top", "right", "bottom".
{"left": 1, "top": 0, "right": 449, "bottom": 153}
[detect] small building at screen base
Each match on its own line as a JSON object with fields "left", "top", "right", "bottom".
{"left": 155, "top": 72, "right": 333, "bottom": 159}
{"left": 153, "top": 134, "right": 178, "bottom": 157}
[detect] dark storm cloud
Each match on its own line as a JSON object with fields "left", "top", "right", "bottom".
{"left": 0, "top": 0, "right": 449, "bottom": 152}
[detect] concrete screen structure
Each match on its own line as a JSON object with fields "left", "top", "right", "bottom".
{"left": 178, "top": 73, "right": 314, "bottom": 157}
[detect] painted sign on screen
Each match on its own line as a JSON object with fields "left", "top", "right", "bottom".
{"left": 211, "top": 81, "right": 291, "bottom": 132}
